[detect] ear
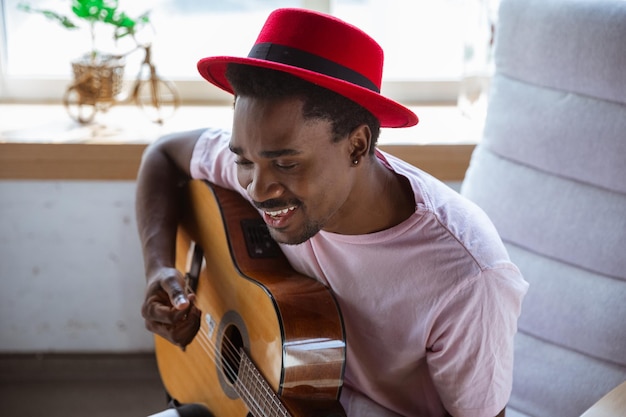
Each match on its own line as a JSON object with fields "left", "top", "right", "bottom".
{"left": 348, "top": 124, "right": 372, "bottom": 165}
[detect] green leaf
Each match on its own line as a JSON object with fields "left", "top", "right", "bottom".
{"left": 17, "top": 2, "right": 79, "bottom": 29}
{"left": 19, "top": 0, "right": 152, "bottom": 42}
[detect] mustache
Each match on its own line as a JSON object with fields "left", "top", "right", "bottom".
{"left": 253, "top": 198, "right": 301, "bottom": 211}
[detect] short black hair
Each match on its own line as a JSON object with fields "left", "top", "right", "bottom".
{"left": 225, "top": 63, "right": 381, "bottom": 153}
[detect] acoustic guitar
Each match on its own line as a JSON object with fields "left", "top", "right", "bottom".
{"left": 154, "top": 180, "right": 347, "bottom": 417}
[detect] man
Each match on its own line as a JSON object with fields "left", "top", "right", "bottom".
{"left": 137, "top": 8, "right": 528, "bottom": 417}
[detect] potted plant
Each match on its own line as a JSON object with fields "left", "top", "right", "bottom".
{"left": 18, "top": 0, "right": 151, "bottom": 103}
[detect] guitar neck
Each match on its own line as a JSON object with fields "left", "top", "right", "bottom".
{"left": 235, "top": 349, "right": 291, "bottom": 417}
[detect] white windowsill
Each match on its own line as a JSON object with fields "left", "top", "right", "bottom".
{"left": 0, "top": 103, "right": 484, "bottom": 146}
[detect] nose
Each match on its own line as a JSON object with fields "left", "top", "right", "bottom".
{"left": 240, "top": 166, "right": 283, "bottom": 203}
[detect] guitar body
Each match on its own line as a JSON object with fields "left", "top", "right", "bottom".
{"left": 154, "top": 180, "right": 346, "bottom": 417}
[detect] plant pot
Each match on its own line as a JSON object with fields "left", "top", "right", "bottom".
{"left": 70, "top": 53, "right": 125, "bottom": 104}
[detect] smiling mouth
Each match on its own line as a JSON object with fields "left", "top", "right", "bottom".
{"left": 264, "top": 206, "right": 297, "bottom": 218}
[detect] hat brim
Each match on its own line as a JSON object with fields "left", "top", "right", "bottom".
{"left": 197, "top": 56, "right": 418, "bottom": 128}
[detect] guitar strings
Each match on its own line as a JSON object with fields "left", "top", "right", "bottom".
{"left": 193, "top": 330, "right": 287, "bottom": 417}
{"left": 180, "top": 246, "right": 289, "bottom": 416}
{"left": 190, "top": 322, "right": 289, "bottom": 417}
{"left": 193, "top": 330, "right": 266, "bottom": 415}
{"left": 181, "top": 285, "right": 269, "bottom": 412}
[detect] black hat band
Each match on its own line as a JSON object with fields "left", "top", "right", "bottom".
{"left": 248, "top": 42, "right": 380, "bottom": 93}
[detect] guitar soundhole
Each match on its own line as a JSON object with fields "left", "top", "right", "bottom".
{"left": 220, "top": 324, "right": 243, "bottom": 384}
{"left": 215, "top": 310, "right": 250, "bottom": 399}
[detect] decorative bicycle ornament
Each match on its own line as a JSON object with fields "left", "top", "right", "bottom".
{"left": 63, "top": 43, "right": 180, "bottom": 125}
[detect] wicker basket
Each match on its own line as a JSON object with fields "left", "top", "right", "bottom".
{"left": 71, "top": 54, "right": 125, "bottom": 104}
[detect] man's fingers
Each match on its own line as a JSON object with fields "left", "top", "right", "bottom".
{"left": 160, "top": 271, "right": 190, "bottom": 310}
{"left": 141, "top": 267, "right": 201, "bottom": 346}
{"left": 145, "top": 319, "right": 178, "bottom": 343}
{"left": 172, "top": 293, "right": 189, "bottom": 309}
{"left": 142, "top": 295, "right": 179, "bottom": 324}
{"left": 141, "top": 289, "right": 197, "bottom": 326}
{"left": 144, "top": 303, "right": 202, "bottom": 348}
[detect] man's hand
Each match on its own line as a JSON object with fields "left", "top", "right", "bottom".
{"left": 135, "top": 130, "right": 205, "bottom": 347}
{"left": 141, "top": 267, "right": 201, "bottom": 348}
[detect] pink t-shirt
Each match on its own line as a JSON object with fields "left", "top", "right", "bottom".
{"left": 191, "top": 128, "right": 528, "bottom": 417}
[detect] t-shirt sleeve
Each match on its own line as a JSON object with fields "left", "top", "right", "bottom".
{"left": 189, "top": 127, "right": 244, "bottom": 193}
{"left": 426, "top": 265, "right": 527, "bottom": 417}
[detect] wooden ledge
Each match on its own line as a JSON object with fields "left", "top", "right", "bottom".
{"left": 0, "top": 104, "right": 479, "bottom": 181}
{"left": 0, "top": 142, "right": 474, "bottom": 181}
{"left": 0, "top": 142, "right": 147, "bottom": 180}
{"left": 379, "top": 144, "right": 475, "bottom": 182}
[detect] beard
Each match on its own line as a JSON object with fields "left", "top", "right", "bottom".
{"left": 268, "top": 218, "right": 324, "bottom": 245}
{"left": 255, "top": 198, "right": 323, "bottom": 245}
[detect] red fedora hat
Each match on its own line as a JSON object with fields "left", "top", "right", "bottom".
{"left": 197, "top": 8, "right": 418, "bottom": 128}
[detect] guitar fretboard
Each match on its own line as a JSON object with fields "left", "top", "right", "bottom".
{"left": 235, "top": 349, "right": 291, "bottom": 417}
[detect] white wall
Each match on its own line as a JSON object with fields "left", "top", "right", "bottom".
{"left": 0, "top": 180, "right": 153, "bottom": 353}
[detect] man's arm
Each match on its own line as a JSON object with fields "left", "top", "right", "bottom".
{"left": 135, "top": 128, "right": 206, "bottom": 347}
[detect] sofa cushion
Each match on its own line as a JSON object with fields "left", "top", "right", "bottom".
{"left": 484, "top": 75, "right": 626, "bottom": 194}
{"left": 462, "top": 148, "right": 626, "bottom": 279}
{"left": 460, "top": 0, "right": 626, "bottom": 415}
{"left": 495, "top": 0, "right": 626, "bottom": 103}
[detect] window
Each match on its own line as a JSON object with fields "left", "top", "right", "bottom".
{"left": 1, "top": 0, "right": 496, "bottom": 104}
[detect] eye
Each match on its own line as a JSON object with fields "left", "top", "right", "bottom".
{"left": 275, "top": 161, "right": 298, "bottom": 170}
{"left": 235, "top": 158, "right": 253, "bottom": 168}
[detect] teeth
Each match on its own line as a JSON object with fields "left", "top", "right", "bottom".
{"left": 265, "top": 206, "right": 296, "bottom": 217}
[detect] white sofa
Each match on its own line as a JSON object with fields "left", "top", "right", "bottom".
{"left": 460, "top": 0, "right": 626, "bottom": 416}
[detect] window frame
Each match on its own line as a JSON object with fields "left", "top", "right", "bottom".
{"left": 0, "top": 0, "right": 467, "bottom": 105}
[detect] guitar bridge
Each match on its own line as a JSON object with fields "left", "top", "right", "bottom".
{"left": 241, "top": 219, "right": 281, "bottom": 259}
